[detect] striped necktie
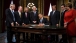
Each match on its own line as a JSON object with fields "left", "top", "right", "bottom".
{"left": 12, "top": 11, "right": 15, "bottom": 21}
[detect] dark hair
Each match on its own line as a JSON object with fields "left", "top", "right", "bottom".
{"left": 66, "top": 2, "right": 72, "bottom": 8}
{"left": 18, "top": 6, "right": 22, "bottom": 8}
{"left": 73, "top": 0, "right": 76, "bottom": 9}
{"left": 52, "top": 5, "right": 56, "bottom": 8}
{"left": 61, "top": 4, "right": 65, "bottom": 7}
{"left": 38, "top": 13, "right": 43, "bottom": 15}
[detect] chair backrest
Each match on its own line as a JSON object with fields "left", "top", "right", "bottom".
{"left": 43, "top": 16, "right": 49, "bottom": 21}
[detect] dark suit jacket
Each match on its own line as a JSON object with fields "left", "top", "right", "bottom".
{"left": 60, "top": 10, "right": 67, "bottom": 26}
{"left": 5, "top": 8, "right": 16, "bottom": 27}
{"left": 49, "top": 11, "right": 60, "bottom": 26}
{"left": 21, "top": 12, "right": 30, "bottom": 24}
{"left": 30, "top": 11, "right": 39, "bottom": 24}
{"left": 38, "top": 18, "right": 49, "bottom": 25}
{"left": 15, "top": 11, "right": 22, "bottom": 25}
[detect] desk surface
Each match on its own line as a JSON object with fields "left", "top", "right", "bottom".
{"left": 12, "top": 24, "right": 67, "bottom": 43}
{"left": 12, "top": 24, "right": 65, "bottom": 29}
{"left": 11, "top": 24, "right": 66, "bottom": 35}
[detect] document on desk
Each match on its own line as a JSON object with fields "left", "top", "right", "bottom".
{"left": 31, "top": 24, "right": 37, "bottom": 26}
{"left": 44, "top": 25, "right": 49, "bottom": 26}
{"left": 29, "top": 27, "right": 33, "bottom": 28}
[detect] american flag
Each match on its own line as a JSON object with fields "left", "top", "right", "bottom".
{"left": 48, "top": 3, "right": 52, "bottom": 16}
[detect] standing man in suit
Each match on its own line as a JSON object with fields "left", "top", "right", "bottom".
{"left": 5, "top": 4, "right": 16, "bottom": 43}
{"left": 15, "top": 6, "right": 26, "bottom": 43}
{"left": 21, "top": 7, "right": 30, "bottom": 42}
{"left": 22, "top": 7, "right": 30, "bottom": 25}
{"left": 49, "top": 5, "right": 60, "bottom": 26}
{"left": 30, "top": 6, "right": 38, "bottom": 24}
{"left": 60, "top": 4, "right": 67, "bottom": 26}
{"left": 49, "top": 5, "right": 60, "bottom": 43}
{"left": 30, "top": 6, "right": 38, "bottom": 42}
{"left": 15, "top": 6, "right": 23, "bottom": 25}
{"left": 59, "top": 4, "right": 68, "bottom": 43}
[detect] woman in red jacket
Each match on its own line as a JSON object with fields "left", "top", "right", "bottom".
{"left": 73, "top": 0, "right": 76, "bottom": 36}
{"left": 64, "top": 3, "right": 76, "bottom": 43}
{"left": 73, "top": 9, "right": 76, "bottom": 30}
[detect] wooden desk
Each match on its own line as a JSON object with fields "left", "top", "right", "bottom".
{"left": 11, "top": 24, "right": 66, "bottom": 43}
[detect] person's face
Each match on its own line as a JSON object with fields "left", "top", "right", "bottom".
{"left": 52, "top": 6, "right": 56, "bottom": 11}
{"left": 65, "top": 6, "right": 67, "bottom": 10}
{"left": 61, "top": 6, "right": 65, "bottom": 11}
{"left": 11, "top": 5, "right": 15, "bottom": 10}
{"left": 66, "top": 6, "right": 70, "bottom": 10}
{"left": 32, "top": 7, "right": 36, "bottom": 11}
{"left": 19, "top": 6, "right": 23, "bottom": 12}
{"left": 24, "top": 8, "right": 28, "bottom": 12}
{"left": 38, "top": 14, "right": 43, "bottom": 19}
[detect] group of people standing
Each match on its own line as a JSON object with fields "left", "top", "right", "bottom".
{"left": 5, "top": 2, "right": 76, "bottom": 43}
{"left": 5, "top": 4, "right": 49, "bottom": 43}
{"left": 60, "top": 2, "right": 76, "bottom": 43}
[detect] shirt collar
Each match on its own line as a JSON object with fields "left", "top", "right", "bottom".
{"left": 18, "top": 10, "right": 21, "bottom": 13}
{"left": 40, "top": 17, "right": 43, "bottom": 20}
{"left": 18, "top": 10, "right": 20, "bottom": 12}
{"left": 25, "top": 12, "right": 27, "bottom": 14}
{"left": 18, "top": 11, "right": 22, "bottom": 15}
{"left": 33, "top": 11, "right": 36, "bottom": 13}
{"left": 53, "top": 10, "right": 55, "bottom": 12}
{"left": 62, "top": 10, "right": 65, "bottom": 12}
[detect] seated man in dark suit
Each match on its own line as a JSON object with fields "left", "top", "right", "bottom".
{"left": 35, "top": 13, "right": 49, "bottom": 42}
{"left": 38, "top": 13, "right": 49, "bottom": 26}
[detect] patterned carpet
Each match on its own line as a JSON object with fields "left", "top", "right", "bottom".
{"left": 0, "top": 32, "right": 7, "bottom": 43}
{"left": 0, "top": 31, "right": 76, "bottom": 43}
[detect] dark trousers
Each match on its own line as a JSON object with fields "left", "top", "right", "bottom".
{"left": 18, "top": 32, "right": 25, "bottom": 41}
{"left": 7, "top": 27, "right": 15, "bottom": 43}
{"left": 30, "top": 33, "right": 41, "bottom": 42}
{"left": 25, "top": 33, "right": 28, "bottom": 41}
{"left": 7, "top": 22, "right": 16, "bottom": 43}
{"left": 59, "top": 34, "right": 68, "bottom": 43}
{"left": 50, "top": 24, "right": 59, "bottom": 42}
{"left": 30, "top": 33, "right": 34, "bottom": 41}
{"left": 50, "top": 35, "right": 58, "bottom": 42}
{"left": 35, "top": 34, "right": 41, "bottom": 42}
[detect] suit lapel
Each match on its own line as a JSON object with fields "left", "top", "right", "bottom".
{"left": 61, "top": 12, "right": 64, "bottom": 16}
{"left": 27, "top": 12, "right": 28, "bottom": 17}
{"left": 18, "top": 12, "right": 22, "bottom": 18}
{"left": 51, "top": 11, "right": 56, "bottom": 16}
{"left": 61, "top": 10, "right": 66, "bottom": 16}
{"left": 53, "top": 11, "right": 56, "bottom": 15}
{"left": 50, "top": 11, "right": 53, "bottom": 16}
{"left": 18, "top": 12, "right": 20, "bottom": 17}
{"left": 32, "top": 12, "right": 34, "bottom": 17}
{"left": 9, "top": 9, "right": 13, "bottom": 18}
